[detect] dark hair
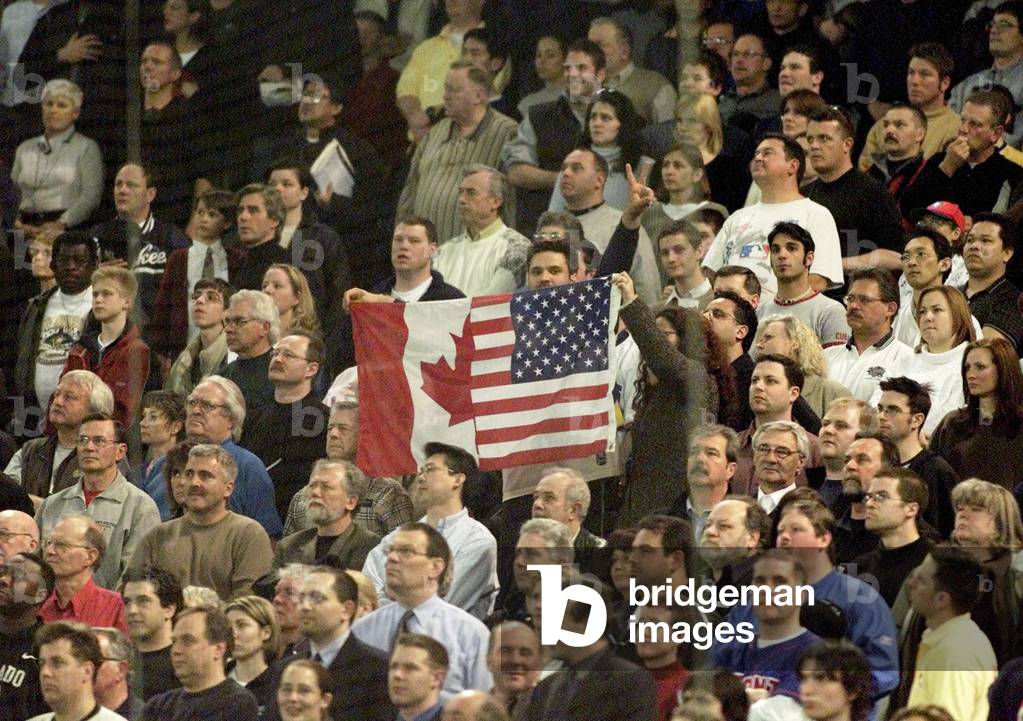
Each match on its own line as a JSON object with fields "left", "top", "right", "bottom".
{"left": 956, "top": 337, "right": 1023, "bottom": 428}
{"left": 851, "top": 430, "right": 902, "bottom": 468}
{"left": 309, "top": 565, "right": 359, "bottom": 605}
{"left": 582, "top": 89, "right": 644, "bottom": 171}
{"left": 636, "top": 514, "right": 691, "bottom": 558}
{"left": 988, "top": 84, "right": 1017, "bottom": 134}
{"left": 144, "top": 40, "right": 182, "bottom": 71}
{"left": 689, "top": 207, "right": 726, "bottom": 235}
{"left": 906, "top": 226, "right": 953, "bottom": 265}
{"left": 193, "top": 277, "right": 234, "bottom": 305}
{"left": 783, "top": 43, "right": 824, "bottom": 74}
{"left": 566, "top": 38, "right": 606, "bottom": 74}
{"left": 608, "top": 527, "right": 637, "bottom": 552}
{"left": 14, "top": 551, "right": 56, "bottom": 599}
{"left": 768, "top": 221, "right": 815, "bottom": 255}
{"left": 267, "top": 157, "right": 315, "bottom": 191}
{"left": 198, "top": 189, "right": 237, "bottom": 226}
{"left": 526, "top": 239, "right": 571, "bottom": 270}
{"left": 280, "top": 329, "right": 326, "bottom": 368}
{"left": 175, "top": 605, "right": 234, "bottom": 659}
{"left": 754, "top": 547, "right": 808, "bottom": 584}
{"left": 118, "top": 162, "right": 158, "bottom": 188}
{"left": 353, "top": 9, "right": 386, "bottom": 32}
{"left": 568, "top": 146, "right": 610, "bottom": 178}
{"left": 929, "top": 544, "right": 984, "bottom": 614}
{"left": 713, "top": 289, "right": 759, "bottom": 353}
{"left": 35, "top": 622, "right": 103, "bottom": 679}
{"left": 79, "top": 412, "right": 127, "bottom": 445}
{"left": 120, "top": 566, "right": 184, "bottom": 611}
{"left": 755, "top": 353, "right": 805, "bottom": 392}
{"left": 878, "top": 376, "right": 932, "bottom": 417}
{"left": 809, "top": 105, "right": 856, "bottom": 141}
{"left": 422, "top": 442, "right": 478, "bottom": 482}
{"left": 464, "top": 26, "right": 509, "bottom": 62}
{"left": 536, "top": 33, "right": 567, "bottom": 57}
{"left": 689, "top": 50, "right": 729, "bottom": 91}
{"left": 396, "top": 215, "right": 438, "bottom": 245}
{"left": 282, "top": 658, "right": 331, "bottom": 696}
{"left": 873, "top": 466, "right": 929, "bottom": 515}
{"left": 682, "top": 668, "right": 749, "bottom": 721}
{"left": 163, "top": 439, "right": 200, "bottom": 515}
{"left": 782, "top": 89, "right": 828, "bottom": 120}
{"left": 657, "top": 219, "right": 702, "bottom": 251}
{"left": 52, "top": 231, "right": 99, "bottom": 270}
{"left": 394, "top": 632, "right": 449, "bottom": 669}
{"left": 715, "top": 266, "right": 762, "bottom": 298}
{"left": 995, "top": 1, "right": 1023, "bottom": 29}
{"left": 399, "top": 521, "right": 452, "bottom": 592}
{"left": 971, "top": 211, "right": 1017, "bottom": 251}
{"left": 797, "top": 641, "right": 873, "bottom": 721}
{"left": 759, "top": 132, "right": 806, "bottom": 184}
{"left": 140, "top": 391, "right": 187, "bottom": 438}
{"left": 888, "top": 101, "right": 928, "bottom": 131}
{"left": 908, "top": 41, "right": 954, "bottom": 80}
{"left": 847, "top": 267, "right": 900, "bottom": 313}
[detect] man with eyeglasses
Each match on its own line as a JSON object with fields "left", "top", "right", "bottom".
{"left": 39, "top": 515, "right": 128, "bottom": 634}
{"left": 718, "top": 33, "right": 780, "bottom": 131}
{"left": 950, "top": 2, "right": 1023, "bottom": 147}
{"left": 239, "top": 331, "right": 329, "bottom": 520}
{"left": 362, "top": 443, "right": 498, "bottom": 620}
{"left": 0, "top": 510, "right": 39, "bottom": 562}
{"left": 875, "top": 377, "right": 957, "bottom": 538}
{"left": 850, "top": 466, "right": 932, "bottom": 607}
{"left": 892, "top": 227, "right": 957, "bottom": 346}
{"left": 750, "top": 420, "right": 808, "bottom": 514}
{"left": 353, "top": 522, "right": 492, "bottom": 698}
{"left": 36, "top": 414, "right": 159, "bottom": 589}
{"left": 92, "top": 627, "right": 142, "bottom": 719}
{"left": 270, "top": 460, "right": 379, "bottom": 572}
{"left": 824, "top": 268, "right": 913, "bottom": 401}
{"left": 174, "top": 376, "right": 281, "bottom": 538}
{"left": 128, "top": 444, "right": 273, "bottom": 601}
{"left": 0, "top": 552, "right": 54, "bottom": 721}
{"left": 262, "top": 566, "right": 392, "bottom": 721}
{"left": 220, "top": 289, "right": 278, "bottom": 413}
{"left": 831, "top": 432, "right": 905, "bottom": 565}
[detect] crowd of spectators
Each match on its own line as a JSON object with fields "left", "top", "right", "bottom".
{"left": 3, "top": 0, "right": 1023, "bottom": 720}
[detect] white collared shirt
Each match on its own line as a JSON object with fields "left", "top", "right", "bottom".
{"left": 757, "top": 483, "right": 796, "bottom": 514}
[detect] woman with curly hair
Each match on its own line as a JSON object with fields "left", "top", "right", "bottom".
{"left": 928, "top": 337, "right": 1023, "bottom": 489}
{"left": 754, "top": 314, "right": 851, "bottom": 418}
{"left": 548, "top": 89, "right": 645, "bottom": 211}
{"left": 612, "top": 271, "right": 726, "bottom": 525}
{"left": 262, "top": 263, "right": 321, "bottom": 336}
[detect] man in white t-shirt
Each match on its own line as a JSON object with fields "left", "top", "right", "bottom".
{"left": 703, "top": 133, "right": 843, "bottom": 301}
{"left": 343, "top": 216, "right": 466, "bottom": 306}
{"left": 15, "top": 231, "right": 97, "bottom": 415}
{"left": 824, "top": 268, "right": 914, "bottom": 401}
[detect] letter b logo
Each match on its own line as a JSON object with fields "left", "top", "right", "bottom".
{"left": 529, "top": 565, "right": 607, "bottom": 647}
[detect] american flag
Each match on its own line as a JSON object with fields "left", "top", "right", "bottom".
{"left": 469, "top": 278, "right": 617, "bottom": 468}
{"left": 351, "top": 278, "right": 619, "bottom": 474}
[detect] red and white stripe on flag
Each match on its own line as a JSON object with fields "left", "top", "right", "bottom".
{"left": 352, "top": 278, "right": 620, "bottom": 476}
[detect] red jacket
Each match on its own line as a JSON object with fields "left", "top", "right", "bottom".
{"left": 62, "top": 320, "right": 150, "bottom": 427}
{"left": 150, "top": 244, "right": 244, "bottom": 359}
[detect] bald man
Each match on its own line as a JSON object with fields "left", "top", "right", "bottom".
{"left": 487, "top": 621, "right": 540, "bottom": 717}
{"left": 0, "top": 510, "right": 39, "bottom": 563}
{"left": 443, "top": 690, "right": 510, "bottom": 721}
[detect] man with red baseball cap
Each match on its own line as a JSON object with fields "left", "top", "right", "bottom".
{"left": 897, "top": 201, "right": 969, "bottom": 306}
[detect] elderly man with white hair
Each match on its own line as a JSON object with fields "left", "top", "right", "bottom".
{"left": 751, "top": 420, "right": 809, "bottom": 515}
{"left": 4, "top": 370, "right": 117, "bottom": 505}
{"left": 220, "top": 288, "right": 280, "bottom": 414}
{"left": 11, "top": 78, "right": 102, "bottom": 235}
{"left": 497, "top": 517, "right": 576, "bottom": 623}
{"left": 176, "top": 375, "right": 282, "bottom": 537}
{"left": 531, "top": 467, "right": 608, "bottom": 578}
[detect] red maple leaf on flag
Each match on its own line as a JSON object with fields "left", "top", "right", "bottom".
{"left": 420, "top": 315, "right": 474, "bottom": 427}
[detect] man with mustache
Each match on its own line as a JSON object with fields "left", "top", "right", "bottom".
{"left": 824, "top": 268, "right": 913, "bottom": 401}
{"left": 865, "top": 105, "right": 929, "bottom": 224}
{"left": 271, "top": 460, "right": 379, "bottom": 572}
{"left": 240, "top": 331, "right": 328, "bottom": 521}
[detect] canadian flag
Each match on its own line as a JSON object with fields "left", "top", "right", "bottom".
{"left": 352, "top": 279, "right": 619, "bottom": 476}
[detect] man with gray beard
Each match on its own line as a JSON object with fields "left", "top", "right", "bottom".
{"left": 271, "top": 460, "right": 380, "bottom": 571}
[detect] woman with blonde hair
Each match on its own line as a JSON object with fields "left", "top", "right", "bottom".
{"left": 262, "top": 263, "right": 320, "bottom": 336}
{"left": 673, "top": 93, "right": 749, "bottom": 211}
{"left": 225, "top": 595, "right": 280, "bottom": 714}
{"left": 878, "top": 285, "right": 975, "bottom": 435}
{"left": 345, "top": 569, "right": 379, "bottom": 619}
{"left": 753, "top": 314, "right": 850, "bottom": 418}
